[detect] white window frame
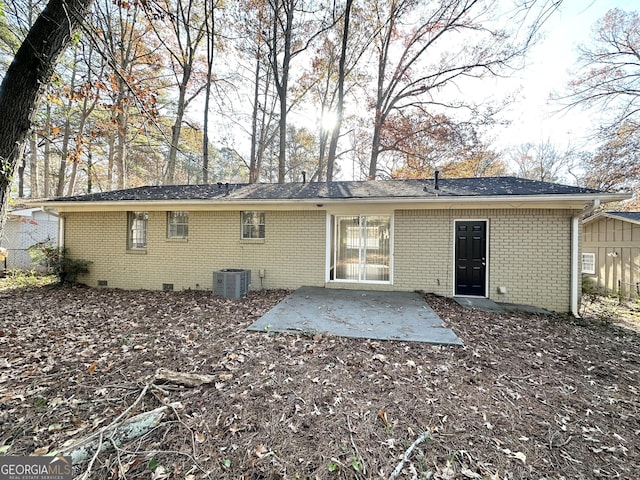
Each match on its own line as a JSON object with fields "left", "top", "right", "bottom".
{"left": 330, "top": 214, "right": 392, "bottom": 284}
{"left": 167, "top": 211, "right": 189, "bottom": 239}
{"left": 582, "top": 252, "right": 596, "bottom": 274}
{"left": 241, "top": 211, "right": 265, "bottom": 239}
{"left": 128, "top": 212, "right": 148, "bottom": 250}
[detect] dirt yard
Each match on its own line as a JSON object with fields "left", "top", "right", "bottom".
{"left": 581, "top": 294, "right": 640, "bottom": 334}
{"left": 0, "top": 283, "right": 638, "bottom": 479}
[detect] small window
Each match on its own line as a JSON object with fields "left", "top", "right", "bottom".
{"left": 582, "top": 253, "right": 595, "bottom": 274}
{"left": 168, "top": 211, "right": 189, "bottom": 239}
{"left": 242, "top": 211, "right": 265, "bottom": 239}
{"left": 128, "top": 211, "right": 148, "bottom": 249}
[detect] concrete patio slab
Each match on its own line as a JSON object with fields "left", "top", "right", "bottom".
{"left": 248, "top": 286, "right": 463, "bottom": 345}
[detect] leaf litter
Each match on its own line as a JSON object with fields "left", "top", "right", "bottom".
{"left": 0, "top": 285, "right": 638, "bottom": 479}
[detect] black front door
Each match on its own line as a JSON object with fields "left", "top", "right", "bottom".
{"left": 455, "top": 221, "right": 487, "bottom": 296}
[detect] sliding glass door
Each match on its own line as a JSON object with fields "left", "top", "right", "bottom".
{"left": 332, "top": 215, "right": 390, "bottom": 283}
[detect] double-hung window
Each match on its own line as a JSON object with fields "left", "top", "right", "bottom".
{"left": 128, "top": 212, "right": 148, "bottom": 249}
{"left": 242, "top": 211, "right": 265, "bottom": 239}
{"left": 167, "top": 211, "right": 189, "bottom": 239}
{"left": 582, "top": 253, "right": 596, "bottom": 274}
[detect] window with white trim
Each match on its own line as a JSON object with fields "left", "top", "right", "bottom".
{"left": 582, "top": 253, "right": 595, "bottom": 274}
{"left": 241, "top": 211, "right": 265, "bottom": 239}
{"left": 128, "top": 212, "right": 148, "bottom": 249}
{"left": 167, "top": 211, "right": 189, "bottom": 239}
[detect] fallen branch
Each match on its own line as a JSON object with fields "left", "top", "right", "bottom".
{"left": 78, "top": 431, "right": 103, "bottom": 480}
{"left": 61, "top": 404, "right": 169, "bottom": 465}
{"left": 388, "top": 430, "right": 432, "bottom": 480}
{"left": 54, "top": 383, "right": 152, "bottom": 467}
{"left": 346, "top": 414, "right": 366, "bottom": 477}
{"left": 155, "top": 368, "right": 218, "bottom": 387}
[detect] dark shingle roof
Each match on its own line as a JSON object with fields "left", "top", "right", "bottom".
{"left": 52, "top": 177, "right": 603, "bottom": 203}
{"left": 605, "top": 211, "right": 640, "bottom": 223}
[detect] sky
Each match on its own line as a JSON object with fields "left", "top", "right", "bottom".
{"left": 495, "top": 0, "right": 638, "bottom": 152}
{"left": 204, "top": 0, "right": 640, "bottom": 182}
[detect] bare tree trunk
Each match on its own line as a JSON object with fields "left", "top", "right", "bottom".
{"left": 277, "top": 6, "right": 293, "bottom": 184}
{"left": 56, "top": 48, "right": 79, "bottom": 196}
{"left": 107, "top": 135, "right": 115, "bottom": 190}
{"left": 270, "top": 0, "right": 293, "bottom": 184}
{"left": 151, "top": 0, "right": 207, "bottom": 186}
{"left": 369, "top": 11, "right": 393, "bottom": 181}
{"left": 0, "top": 0, "right": 95, "bottom": 228}
{"left": 116, "top": 115, "right": 127, "bottom": 189}
{"left": 249, "top": 54, "right": 262, "bottom": 183}
{"left": 326, "top": 0, "right": 352, "bottom": 182}
{"left": 44, "top": 103, "right": 52, "bottom": 197}
{"left": 317, "top": 128, "right": 328, "bottom": 182}
{"left": 369, "top": 111, "right": 383, "bottom": 179}
{"left": 202, "top": 75, "right": 212, "bottom": 184}
{"left": 1, "top": 0, "right": 94, "bottom": 230}
{"left": 316, "top": 72, "right": 334, "bottom": 182}
{"left": 67, "top": 48, "right": 97, "bottom": 196}
{"left": 17, "top": 158, "right": 25, "bottom": 197}
{"left": 86, "top": 150, "right": 93, "bottom": 193}
{"left": 29, "top": 131, "right": 39, "bottom": 197}
{"left": 66, "top": 141, "right": 80, "bottom": 196}
{"left": 268, "top": 0, "right": 334, "bottom": 183}
{"left": 115, "top": 78, "right": 128, "bottom": 189}
{"left": 165, "top": 75, "right": 189, "bottom": 184}
{"left": 202, "top": 0, "right": 217, "bottom": 185}
{"left": 252, "top": 59, "right": 277, "bottom": 183}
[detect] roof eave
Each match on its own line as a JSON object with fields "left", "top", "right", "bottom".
{"left": 41, "top": 192, "right": 631, "bottom": 212}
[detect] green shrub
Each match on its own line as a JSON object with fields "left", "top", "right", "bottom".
{"left": 29, "top": 244, "right": 91, "bottom": 284}
{"left": 582, "top": 275, "right": 601, "bottom": 297}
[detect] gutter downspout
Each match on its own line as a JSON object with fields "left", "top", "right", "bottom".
{"left": 41, "top": 206, "right": 64, "bottom": 250}
{"left": 571, "top": 199, "right": 600, "bottom": 318}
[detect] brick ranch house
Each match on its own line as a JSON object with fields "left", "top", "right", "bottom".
{"left": 41, "top": 177, "right": 629, "bottom": 315}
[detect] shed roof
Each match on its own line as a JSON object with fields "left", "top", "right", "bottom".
{"left": 583, "top": 211, "right": 640, "bottom": 226}
{"left": 8, "top": 207, "right": 41, "bottom": 217}
{"left": 51, "top": 177, "right": 606, "bottom": 203}
{"left": 604, "top": 211, "right": 640, "bottom": 223}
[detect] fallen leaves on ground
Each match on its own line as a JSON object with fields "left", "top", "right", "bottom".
{"left": 0, "top": 285, "right": 638, "bottom": 479}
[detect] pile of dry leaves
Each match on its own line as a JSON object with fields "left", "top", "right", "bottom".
{"left": 0, "top": 284, "right": 638, "bottom": 479}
